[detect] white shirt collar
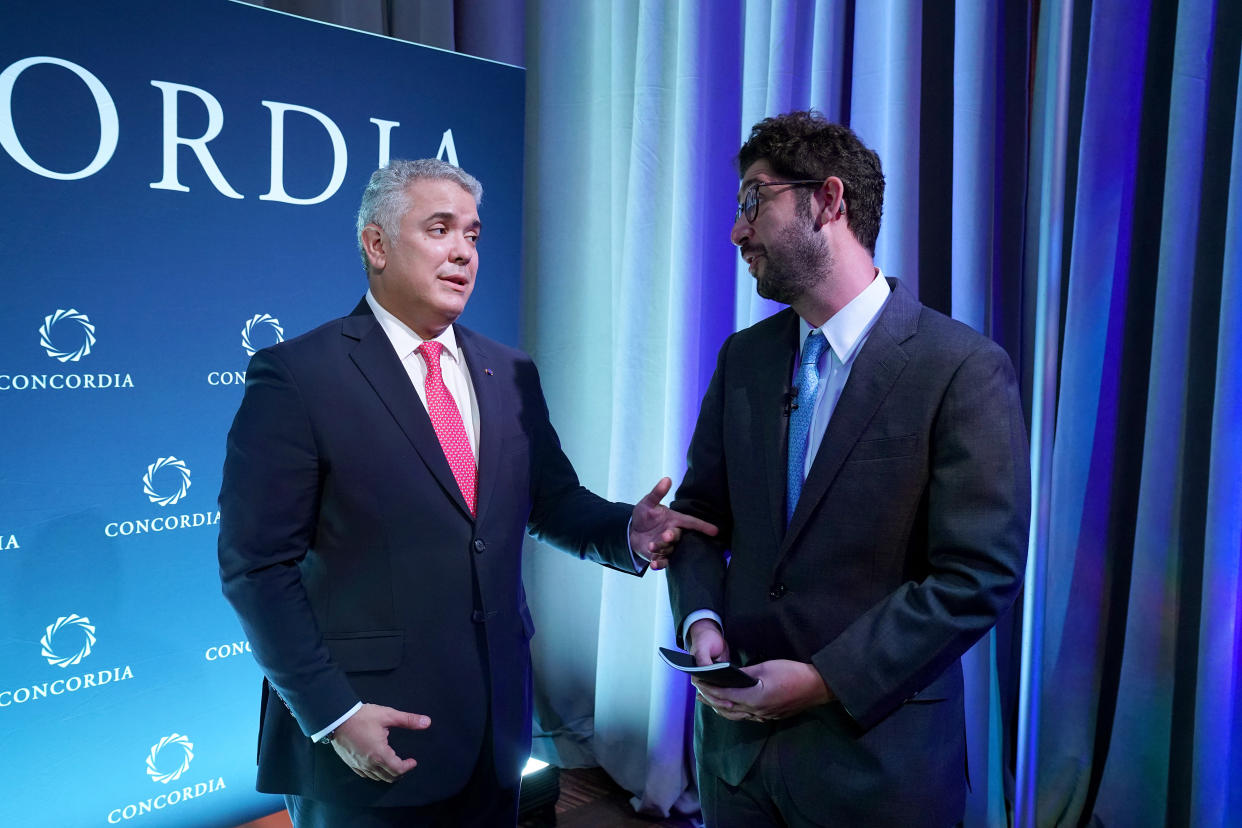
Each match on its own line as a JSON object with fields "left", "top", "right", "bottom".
{"left": 800, "top": 269, "right": 891, "bottom": 364}
{"left": 365, "top": 290, "right": 461, "bottom": 363}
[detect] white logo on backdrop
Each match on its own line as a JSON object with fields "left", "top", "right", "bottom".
{"left": 143, "top": 457, "right": 192, "bottom": 506}
{"left": 146, "top": 734, "right": 195, "bottom": 784}
{"left": 1, "top": 613, "right": 132, "bottom": 708}
{"left": 241, "top": 314, "right": 284, "bottom": 357}
{"left": 108, "top": 731, "right": 223, "bottom": 822}
{"left": 40, "top": 614, "right": 96, "bottom": 668}
{"left": 38, "top": 309, "right": 96, "bottom": 362}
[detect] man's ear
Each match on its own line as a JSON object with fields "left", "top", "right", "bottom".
{"left": 817, "top": 176, "right": 846, "bottom": 226}
{"left": 360, "top": 224, "right": 387, "bottom": 271}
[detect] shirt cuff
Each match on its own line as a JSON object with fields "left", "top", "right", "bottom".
{"left": 311, "top": 701, "right": 362, "bottom": 743}
{"left": 626, "top": 516, "right": 646, "bottom": 570}
{"left": 682, "top": 610, "right": 723, "bottom": 647}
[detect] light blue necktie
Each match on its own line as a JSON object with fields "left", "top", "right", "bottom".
{"left": 787, "top": 330, "right": 827, "bottom": 525}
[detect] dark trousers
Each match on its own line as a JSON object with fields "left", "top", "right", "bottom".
{"left": 699, "top": 737, "right": 817, "bottom": 828}
{"left": 699, "top": 738, "right": 962, "bottom": 828}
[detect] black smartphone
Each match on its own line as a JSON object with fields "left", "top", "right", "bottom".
{"left": 658, "top": 646, "right": 758, "bottom": 688}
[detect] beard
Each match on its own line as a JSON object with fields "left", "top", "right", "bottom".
{"left": 753, "top": 211, "right": 832, "bottom": 305}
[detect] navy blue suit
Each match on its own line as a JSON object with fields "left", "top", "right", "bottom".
{"left": 668, "top": 280, "right": 1030, "bottom": 826}
{"left": 219, "top": 298, "right": 636, "bottom": 807}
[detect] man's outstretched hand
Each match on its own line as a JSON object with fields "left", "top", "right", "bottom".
{"left": 330, "top": 702, "right": 431, "bottom": 783}
{"left": 629, "top": 476, "right": 718, "bottom": 570}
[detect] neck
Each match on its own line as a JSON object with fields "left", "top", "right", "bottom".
{"left": 368, "top": 286, "right": 452, "bottom": 341}
{"left": 792, "top": 252, "right": 876, "bottom": 328}
{"left": 413, "top": 322, "right": 450, "bottom": 341}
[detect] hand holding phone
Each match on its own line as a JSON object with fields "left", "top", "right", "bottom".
{"left": 658, "top": 646, "right": 758, "bottom": 688}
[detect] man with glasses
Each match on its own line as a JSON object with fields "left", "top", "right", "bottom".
{"left": 666, "top": 112, "right": 1030, "bottom": 826}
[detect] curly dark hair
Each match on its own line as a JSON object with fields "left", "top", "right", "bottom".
{"left": 737, "top": 111, "right": 885, "bottom": 255}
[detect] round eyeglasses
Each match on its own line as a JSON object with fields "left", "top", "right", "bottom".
{"left": 735, "top": 180, "right": 824, "bottom": 223}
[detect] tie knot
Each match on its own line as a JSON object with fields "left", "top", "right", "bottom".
{"left": 802, "top": 330, "right": 827, "bottom": 365}
{"left": 417, "top": 340, "right": 444, "bottom": 369}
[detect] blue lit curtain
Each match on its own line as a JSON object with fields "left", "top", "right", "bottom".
{"left": 1017, "top": 1, "right": 1242, "bottom": 825}
{"left": 238, "top": 0, "right": 1242, "bottom": 823}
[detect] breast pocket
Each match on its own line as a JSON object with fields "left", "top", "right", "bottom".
{"left": 846, "top": 434, "right": 918, "bottom": 463}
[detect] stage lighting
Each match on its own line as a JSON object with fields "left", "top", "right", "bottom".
{"left": 517, "top": 757, "right": 560, "bottom": 822}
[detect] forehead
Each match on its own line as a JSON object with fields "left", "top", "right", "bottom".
{"left": 738, "top": 160, "right": 775, "bottom": 195}
{"left": 402, "top": 178, "right": 479, "bottom": 220}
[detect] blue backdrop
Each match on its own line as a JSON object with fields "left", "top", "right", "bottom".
{"left": 0, "top": 2, "right": 523, "bottom": 824}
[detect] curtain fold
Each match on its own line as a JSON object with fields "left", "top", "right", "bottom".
{"left": 1015, "top": 0, "right": 1075, "bottom": 818}
{"left": 1034, "top": 0, "right": 1154, "bottom": 820}
{"left": 1190, "top": 58, "right": 1242, "bottom": 826}
{"left": 522, "top": 0, "right": 746, "bottom": 815}
{"left": 521, "top": 0, "right": 617, "bottom": 773}
{"left": 850, "top": 0, "right": 923, "bottom": 296}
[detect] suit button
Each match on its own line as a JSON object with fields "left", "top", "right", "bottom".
{"left": 473, "top": 539, "right": 486, "bottom": 554}
{"left": 471, "top": 610, "right": 485, "bottom": 623}
{"left": 769, "top": 584, "right": 787, "bottom": 600}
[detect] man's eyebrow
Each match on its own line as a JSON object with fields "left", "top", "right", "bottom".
{"left": 425, "top": 211, "right": 482, "bottom": 230}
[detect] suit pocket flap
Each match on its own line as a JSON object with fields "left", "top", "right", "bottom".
{"left": 848, "top": 434, "right": 918, "bottom": 462}
{"left": 904, "top": 662, "right": 962, "bottom": 704}
{"left": 323, "top": 630, "right": 403, "bottom": 673}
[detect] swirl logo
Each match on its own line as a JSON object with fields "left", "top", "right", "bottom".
{"left": 146, "top": 733, "right": 194, "bottom": 784}
{"left": 38, "top": 309, "right": 96, "bottom": 362}
{"left": 241, "top": 313, "right": 284, "bottom": 357}
{"left": 40, "top": 613, "right": 96, "bottom": 668}
{"left": 143, "top": 456, "right": 192, "bottom": 506}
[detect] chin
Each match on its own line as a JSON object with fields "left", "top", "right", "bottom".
{"left": 439, "top": 297, "right": 470, "bottom": 319}
{"left": 756, "top": 281, "right": 796, "bottom": 305}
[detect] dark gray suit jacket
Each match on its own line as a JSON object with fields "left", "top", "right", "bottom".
{"left": 219, "top": 298, "right": 637, "bottom": 807}
{"left": 668, "top": 279, "right": 1029, "bottom": 826}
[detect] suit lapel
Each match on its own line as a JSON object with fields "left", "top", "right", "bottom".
{"left": 343, "top": 302, "right": 473, "bottom": 520}
{"left": 457, "top": 327, "right": 501, "bottom": 522}
{"left": 782, "top": 280, "right": 918, "bottom": 551}
{"left": 756, "top": 310, "right": 800, "bottom": 551}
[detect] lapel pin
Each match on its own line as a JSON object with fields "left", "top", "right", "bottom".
{"left": 484, "top": 368, "right": 494, "bottom": 376}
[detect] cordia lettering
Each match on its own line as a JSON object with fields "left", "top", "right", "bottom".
{"left": 204, "top": 640, "right": 251, "bottom": 661}
{"left": 1, "top": 534, "right": 18, "bottom": 550}
{"left": 206, "top": 371, "right": 246, "bottom": 386}
{"left": 0, "top": 373, "right": 134, "bottom": 391}
{"left": 0, "top": 665, "right": 133, "bottom": 707}
{"left": 104, "top": 512, "right": 220, "bottom": 538}
{"left": 106, "top": 778, "right": 227, "bottom": 823}
{"left": 2, "top": 55, "right": 460, "bottom": 203}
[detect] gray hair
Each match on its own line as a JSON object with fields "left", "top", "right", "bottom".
{"left": 356, "top": 159, "right": 484, "bottom": 271}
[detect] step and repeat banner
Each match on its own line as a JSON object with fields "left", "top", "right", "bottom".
{"left": 0, "top": 2, "right": 524, "bottom": 824}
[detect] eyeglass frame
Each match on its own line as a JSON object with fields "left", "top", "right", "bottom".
{"left": 735, "top": 179, "right": 826, "bottom": 223}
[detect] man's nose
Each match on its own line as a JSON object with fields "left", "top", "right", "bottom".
{"left": 450, "top": 236, "right": 473, "bottom": 263}
{"left": 730, "top": 214, "right": 752, "bottom": 247}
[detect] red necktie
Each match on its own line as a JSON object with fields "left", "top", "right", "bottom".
{"left": 416, "top": 341, "right": 477, "bottom": 516}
